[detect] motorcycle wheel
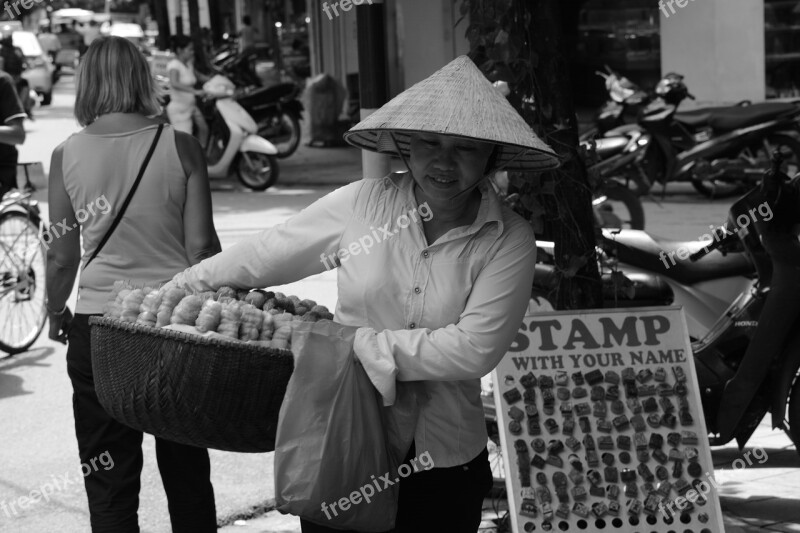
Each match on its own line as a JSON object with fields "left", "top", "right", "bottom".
{"left": 258, "top": 112, "right": 301, "bottom": 159}
{"left": 595, "top": 182, "right": 646, "bottom": 230}
{"left": 691, "top": 134, "right": 800, "bottom": 199}
{"left": 787, "top": 374, "right": 800, "bottom": 452}
{"left": 236, "top": 152, "right": 280, "bottom": 191}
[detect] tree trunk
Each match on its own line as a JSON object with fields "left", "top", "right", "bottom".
{"left": 208, "top": 0, "right": 223, "bottom": 46}
{"left": 186, "top": 0, "right": 209, "bottom": 72}
{"left": 264, "top": 1, "right": 284, "bottom": 71}
{"left": 152, "top": 0, "right": 171, "bottom": 50}
{"left": 531, "top": 0, "right": 602, "bottom": 310}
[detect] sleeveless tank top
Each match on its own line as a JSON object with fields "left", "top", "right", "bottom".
{"left": 61, "top": 124, "right": 192, "bottom": 313}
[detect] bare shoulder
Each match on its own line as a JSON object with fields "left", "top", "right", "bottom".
{"left": 173, "top": 129, "right": 205, "bottom": 178}
{"left": 49, "top": 140, "right": 68, "bottom": 171}
{"left": 51, "top": 141, "right": 66, "bottom": 159}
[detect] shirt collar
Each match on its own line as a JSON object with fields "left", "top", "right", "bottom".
{"left": 386, "top": 171, "right": 505, "bottom": 238}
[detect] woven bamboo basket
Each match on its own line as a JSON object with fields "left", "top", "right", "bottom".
{"left": 89, "top": 316, "right": 294, "bottom": 453}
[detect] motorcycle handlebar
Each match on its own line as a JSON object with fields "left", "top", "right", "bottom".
{"left": 692, "top": 151, "right": 788, "bottom": 263}
{"left": 689, "top": 227, "right": 729, "bottom": 262}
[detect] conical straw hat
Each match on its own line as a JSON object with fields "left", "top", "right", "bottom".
{"left": 344, "top": 55, "right": 561, "bottom": 172}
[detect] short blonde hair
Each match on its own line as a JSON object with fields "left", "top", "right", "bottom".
{"left": 74, "top": 36, "right": 161, "bottom": 126}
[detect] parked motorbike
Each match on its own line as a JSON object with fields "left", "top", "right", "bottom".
{"left": 579, "top": 66, "right": 651, "bottom": 142}
{"left": 492, "top": 80, "right": 645, "bottom": 229}
{"left": 198, "top": 75, "right": 280, "bottom": 190}
{"left": 218, "top": 50, "right": 304, "bottom": 159}
{"left": 483, "top": 153, "right": 800, "bottom": 511}
{"left": 638, "top": 72, "right": 800, "bottom": 198}
{"left": 582, "top": 127, "right": 653, "bottom": 206}
{"left": 492, "top": 168, "right": 645, "bottom": 232}
{"left": 157, "top": 74, "right": 280, "bottom": 191}
{"left": 533, "top": 152, "right": 800, "bottom": 448}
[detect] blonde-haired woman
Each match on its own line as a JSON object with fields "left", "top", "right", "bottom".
{"left": 46, "top": 36, "right": 221, "bottom": 532}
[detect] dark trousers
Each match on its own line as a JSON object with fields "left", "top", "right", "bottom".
{"left": 300, "top": 444, "right": 492, "bottom": 533}
{"left": 66, "top": 314, "right": 217, "bottom": 533}
{"left": 0, "top": 166, "right": 16, "bottom": 197}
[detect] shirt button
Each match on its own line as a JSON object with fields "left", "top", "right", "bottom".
{"left": 414, "top": 287, "right": 421, "bottom": 294}
{"left": 422, "top": 251, "right": 429, "bottom": 258}
{"left": 409, "top": 323, "right": 416, "bottom": 329}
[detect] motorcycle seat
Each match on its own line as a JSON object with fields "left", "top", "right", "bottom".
{"left": 243, "top": 82, "right": 296, "bottom": 101}
{"left": 593, "top": 136, "right": 630, "bottom": 158}
{"left": 674, "top": 108, "right": 717, "bottom": 128}
{"left": 604, "top": 230, "right": 755, "bottom": 285}
{"left": 675, "top": 102, "right": 798, "bottom": 132}
{"left": 709, "top": 103, "right": 797, "bottom": 132}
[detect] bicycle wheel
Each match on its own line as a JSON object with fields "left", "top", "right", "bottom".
{"left": 0, "top": 212, "right": 47, "bottom": 354}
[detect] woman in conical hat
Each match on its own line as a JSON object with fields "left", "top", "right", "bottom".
{"left": 167, "top": 55, "right": 559, "bottom": 532}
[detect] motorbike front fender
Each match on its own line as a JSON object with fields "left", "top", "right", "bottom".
{"left": 240, "top": 134, "right": 279, "bottom": 155}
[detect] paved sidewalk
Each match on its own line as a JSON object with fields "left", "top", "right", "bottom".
{"left": 218, "top": 418, "right": 800, "bottom": 532}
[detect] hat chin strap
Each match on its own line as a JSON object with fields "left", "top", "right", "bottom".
{"left": 388, "top": 132, "right": 502, "bottom": 203}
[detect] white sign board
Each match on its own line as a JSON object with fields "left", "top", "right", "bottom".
{"left": 492, "top": 306, "right": 724, "bottom": 533}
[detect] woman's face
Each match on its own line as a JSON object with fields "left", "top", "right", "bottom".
{"left": 408, "top": 132, "right": 494, "bottom": 204}
{"left": 178, "top": 43, "right": 194, "bottom": 62}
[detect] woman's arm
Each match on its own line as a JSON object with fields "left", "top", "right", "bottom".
{"left": 354, "top": 225, "right": 537, "bottom": 382}
{"left": 175, "top": 130, "right": 221, "bottom": 264}
{"left": 45, "top": 144, "right": 81, "bottom": 311}
{"left": 169, "top": 181, "right": 363, "bottom": 292}
{"left": 0, "top": 117, "right": 24, "bottom": 146}
{"left": 0, "top": 77, "right": 26, "bottom": 145}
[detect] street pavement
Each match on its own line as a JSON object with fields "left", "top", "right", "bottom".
{"left": 2, "top": 74, "right": 799, "bottom": 532}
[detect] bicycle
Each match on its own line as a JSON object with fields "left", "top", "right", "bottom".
{"left": 0, "top": 185, "right": 47, "bottom": 354}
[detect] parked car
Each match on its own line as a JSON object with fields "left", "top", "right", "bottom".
{"left": 101, "top": 21, "right": 148, "bottom": 53}
{"left": 13, "top": 31, "right": 55, "bottom": 106}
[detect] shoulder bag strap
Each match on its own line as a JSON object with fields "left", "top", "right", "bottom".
{"left": 82, "top": 123, "right": 165, "bottom": 271}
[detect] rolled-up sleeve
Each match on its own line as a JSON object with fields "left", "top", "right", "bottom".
{"left": 354, "top": 224, "right": 536, "bottom": 383}
{"left": 171, "top": 181, "right": 361, "bottom": 292}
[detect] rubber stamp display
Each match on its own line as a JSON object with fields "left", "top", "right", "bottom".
{"left": 492, "top": 307, "right": 724, "bottom": 533}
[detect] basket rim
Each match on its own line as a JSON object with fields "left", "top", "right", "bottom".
{"left": 89, "top": 315, "right": 293, "bottom": 357}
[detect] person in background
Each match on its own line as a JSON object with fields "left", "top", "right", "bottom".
{"left": 57, "top": 22, "right": 83, "bottom": 51}
{"left": 239, "top": 15, "right": 256, "bottom": 54}
{"left": 0, "top": 28, "right": 32, "bottom": 119}
{"left": 45, "top": 36, "right": 220, "bottom": 533}
{"left": 0, "top": 68, "right": 25, "bottom": 197}
{"left": 199, "top": 27, "right": 214, "bottom": 62}
{"left": 166, "top": 34, "right": 209, "bottom": 148}
{"left": 37, "top": 24, "right": 61, "bottom": 81}
{"left": 79, "top": 20, "right": 102, "bottom": 55}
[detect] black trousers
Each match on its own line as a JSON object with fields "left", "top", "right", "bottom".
{"left": 66, "top": 314, "right": 217, "bottom": 533}
{"left": 300, "top": 443, "right": 492, "bottom": 533}
{"left": 0, "top": 166, "right": 16, "bottom": 197}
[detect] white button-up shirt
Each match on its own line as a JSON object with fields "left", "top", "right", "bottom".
{"left": 171, "top": 172, "right": 536, "bottom": 468}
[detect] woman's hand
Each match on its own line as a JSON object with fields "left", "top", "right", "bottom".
{"left": 48, "top": 306, "right": 73, "bottom": 344}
